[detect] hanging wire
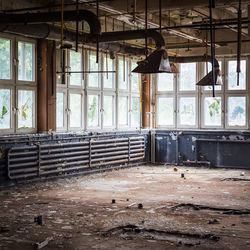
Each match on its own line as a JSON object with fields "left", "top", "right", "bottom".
{"left": 105, "top": 16, "right": 109, "bottom": 79}
{"left": 237, "top": 0, "right": 242, "bottom": 86}
{"left": 123, "top": 22, "right": 126, "bottom": 82}
{"left": 159, "top": 0, "right": 162, "bottom": 34}
{"left": 60, "top": 0, "right": 64, "bottom": 48}
{"left": 139, "top": 74, "right": 142, "bottom": 130}
{"left": 82, "top": 21, "right": 85, "bottom": 81}
{"left": 145, "top": 0, "right": 148, "bottom": 59}
{"left": 75, "top": 0, "right": 79, "bottom": 52}
{"left": 96, "top": 0, "right": 99, "bottom": 63}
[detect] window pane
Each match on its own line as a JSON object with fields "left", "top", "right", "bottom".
{"left": 18, "top": 90, "right": 34, "bottom": 128}
{"left": 88, "top": 94, "right": 99, "bottom": 127}
{"left": 118, "top": 59, "right": 128, "bottom": 90}
{"left": 131, "top": 97, "right": 140, "bottom": 127}
{"left": 0, "top": 38, "right": 11, "bottom": 80}
{"left": 18, "top": 42, "right": 34, "bottom": 81}
{"left": 131, "top": 61, "right": 140, "bottom": 92}
{"left": 179, "top": 63, "right": 196, "bottom": 91}
{"left": 103, "top": 95, "right": 114, "bottom": 127}
{"left": 228, "top": 60, "right": 246, "bottom": 90}
{"left": 157, "top": 97, "right": 174, "bottom": 126}
{"left": 204, "top": 62, "right": 222, "bottom": 91}
{"left": 103, "top": 57, "right": 114, "bottom": 89}
{"left": 0, "top": 89, "right": 11, "bottom": 129}
{"left": 69, "top": 51, "right": 82, "bottom": 86}
{"left": 88, "top": 52, "right": 99, "bottom": 88}
{"left": 56, "top": 49, "right": 63, "bottom": 85}
{"left": 204, "top": 97, "right": 221, "bottom": 126}
{"left": 70, "top": 93, "right": 81, "bottom": 127}
{"left": 179, "top": 97, "right": 196, "bottom": 126}
{"left": 118, "top": 96, "right": 128, "bottom": 125}
{"left": 56, "top": 92, "right": 64, "bottom": 128}
{"left": 157, "top": 73, "right": 174, "bottom": 91}
{"left": 228, "top": 96, "right": 246, "bottom": 126}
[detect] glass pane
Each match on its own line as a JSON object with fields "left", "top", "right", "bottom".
{"left": 157, "top": 97, "right": 174, "bottom": 126}
{"left": 56, "top": 92, "right": 64, "bottom": 128}
{"left": 131, "top": 61, "right": 140, "bottom": 92}
{"left": 228, "top": 96, "right": 246, "bottom": 126}
{"left": 179, "top": 63, "right": 196, "bottom": 91}
{"left": 204, "top": 62, "right": 222, "bottom": 91}
{"left": 70, "top": 93, "right": 81, "bottom": 127}
{"left": 118, "top": 59, "right": 128, "bottom": 90}
{"left": 69, "top": 51, "right": 82, "bottom": 86}
{"left": 157, "top": 73, "right": 174, "bottom": 91}
{"left": 103, "top": 57, "right": 114, "bottom": 89}
{"left": 103, "top": 95, "right": 114, "bottom": 127}
{"left": 204, "top": 97, "right": 221, "bottom": 126}
{"left": 0, "top": 89, "right": 11, "bottom": 129}
{"left": 131, "top": 97, "right": 140, "bottom": 127}
{"left": 88, "top": 52, "right": 99, "bottom": 88}
{"left": 88, "top": 94, "right": 99, "bottom": 127}
{"left": 0, "top": 38, "right": 11, "bottom": 80}
{"left": 179, "top": 97, "right": 196, "bottom": 126}
{"left": 18, "top": 42, "right": 34, "bottom": 81}
{"left": 228, "top": 60, "right": 246, "bottom": 90}
{"left": 118, "top": 96, "right": 128, "bottom": 125}
{"left": 18, "top": 90, "right": 34, "bottom": 128}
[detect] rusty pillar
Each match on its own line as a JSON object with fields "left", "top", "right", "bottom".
{"left": 142, "top": 74, "right": 151, "bottom": 129}
{"left": 37, "top": 39, "right": 56, "bottom": 132}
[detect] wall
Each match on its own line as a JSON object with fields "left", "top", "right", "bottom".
{"left": 152, "top": 130, "right": 250, "bottom": 169}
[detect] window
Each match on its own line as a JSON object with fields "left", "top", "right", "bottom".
{"left": 69, "top": 93, "right": 82, "bottom": 128}
{"left": 179, "top": 63, "right": 196, "bottom": 91}
{"left": 157, "top": 73, "right": 174, "bottom": 92}
{"left": 0, "top": 38, "right": 11, "bottom": 80}
{"left": 131, "top": 97, "right": 140, "bottom": 128}
{"left": 87, "top": 94, "right": 99, "bottom": 128}
{"left": 0, "top": 88, "right": 11, "bottom": 129}
{"left": 131, "top": 61, "right": 140, "bottom": 92}
{"left": 17, "top": 89, "right": 35, "bottom": 129}
{"left": 227, "top": 96, "right": 246, "bottom": 127}
{"left": 56, "top": 92, "right": 65, "bottom": 128}
{"left": 69, "top": 51, "right": 82, "bottom": 86}
{"left": 0, "top": 36, "right": 36, "bottom": 133}
{"left": 118, "top": 96, "right": 128, "bottom": 126}
{"left": 118, "top": 57, "right": 128, "bottom": 90}
{"left": 88, "top": 51, "right": 99, "bottom": 88}
{"left": 156, "top": 97, "right": 174, "bottom": 126}
{"left": 203, "top": 61, "right": 222, "bottom": 91}
{"left": 178, "top": 97, "right": 196, "bottom": 126}
{"left": 203, "top": 97, "right": 222, "bottom": 127}
{"left": 228, "top": 60, "right": 246, "bottom": 90}
{"left": 103, "top": 57, "right": 114, "bottom": 89}
{"left": 103, "top": 95, "right": 114, "bottom": 127}
{"left": 18, "top": 41, "right": 34, "bottom": 82}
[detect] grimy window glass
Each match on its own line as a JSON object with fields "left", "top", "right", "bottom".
{"left": 0, "top": 89, "right": 11, "bottom": 129}
{"left": 0, "top": 38, "right": 11, "bottom": 80}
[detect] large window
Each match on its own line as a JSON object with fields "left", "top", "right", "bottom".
{"left": 155, "top": 58, "right": 249, "bottom": 130}
{"left": 56, "top": 50, "right": 141, "bottom": 131}
{"left": 0, "top": 35, "right": 36, "bottom": 133}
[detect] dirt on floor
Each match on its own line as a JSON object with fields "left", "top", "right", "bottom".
{"left": 0, "top": 165, "right": 250, "bottom": 250}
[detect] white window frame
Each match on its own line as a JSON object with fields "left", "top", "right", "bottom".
{"left": 102, "top": 92, "right": 116, "bottom": 130}
{"left": 56, "top": 88, "right": 67, "bottom": 132}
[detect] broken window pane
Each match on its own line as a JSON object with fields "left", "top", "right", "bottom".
{"left": 118, "top": 96, "right": 128, "bottom": 125}
{"left": 157, "top": 97, "right": 174, "bottom": 126}
{"left": 56, "top": 92, "right": 64, "bottom": 128}
{"left": 179, "top": 97, "right": 196, "bottom": 126}
{"left": 88, "top": 52, "right": 99, "bottom": 88}
{"left": 0, "top": 38, "right": 11, "bottom": 80}
{"left": 69, "top": 51, "right": 82, "bottom": 86}
{"left": 228, "top": 60, "right": 246, "bottom": 90}
{"left": 131, "top": 97, "right": 140, "bottom": 127}
{"left": 118, "top": 58, "right": 128, "bottom": 90}
{"left": 103, "top": 95, "right": 114, "bottom": 127}
{"left": 204, "top": 61, "right": 222, "bottom": 91}
{"left": 179, "top": 63, "right": 196, "bottom": 91}
{"left": 69, "top": 93, "right": 82, "bottom": 127}
{"left": 204, "top": 97, "right": 222, "bottom": 126}
{"left": 228, "top": 96, "right": 246, "bottom": 126}
{"left": 18, "top": 90, "right": 34, "bottom": 128}
{"left": 0, "top": 89, "right": 11, "bottom": 129}
{"left": 131, "top": 61, "right": 140, "bottom": 92}
{"left": 103, "top": 57, "right": 114, "bottom": 89}
{"left": 18, "top": 41, "right": 34, "bottom": 81}
{"left": 88, "top": 94, "right": 99, "bottom": 127}
{"left": 157, "top": 73, "right": 174, "bottom": 91}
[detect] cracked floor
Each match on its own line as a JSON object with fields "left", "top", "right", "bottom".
{"left": 0, "top": 165, "right": 250, "bottom": 249}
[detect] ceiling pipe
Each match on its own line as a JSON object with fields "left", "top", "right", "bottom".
{"left": 0, "top": 10, "right": 101, "bottom": 36}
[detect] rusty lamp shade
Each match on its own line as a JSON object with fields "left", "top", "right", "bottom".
{"left": 132, "top": 48, "right": 173, "bottom": 74}
{"left": 196, "top": 69, "right": 222, "bottom": 86}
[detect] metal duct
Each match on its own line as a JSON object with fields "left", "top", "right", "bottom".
{"left": 0, "top": 10, "right": 101, "bottom": 36}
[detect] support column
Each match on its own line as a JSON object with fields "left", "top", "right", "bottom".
{"left": 142, "top": 74, "right": 151, "bottom": 129}
{"left": 37, "top": 39, "right": 56, "bottom": 132}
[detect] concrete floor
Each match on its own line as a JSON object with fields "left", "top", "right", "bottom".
{"left": 0, "top": 165, "right": 250, "bottom": 250}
